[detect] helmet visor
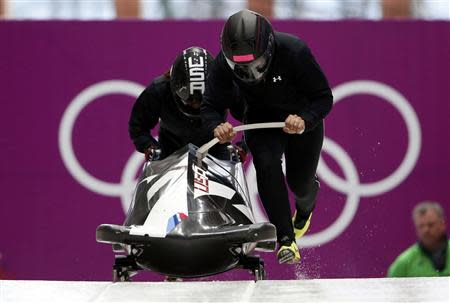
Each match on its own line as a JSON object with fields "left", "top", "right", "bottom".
{"left": 174, "top": 85, "right": 190, "bottom": 102}
{"left": 224, "top": 35, "right": 274, "bottom": 83}
{"left": 225, "top": 52, "right": 270, "bottom": 83}
{"left": 174, "top": 86, "right": 203, "bottom": 105}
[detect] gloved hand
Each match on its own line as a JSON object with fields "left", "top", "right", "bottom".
{"left": 144, "top": 144, "right": 161, "bottom": 161}
{"left": 235, "top": 141, "right": 249, "bottom": 163}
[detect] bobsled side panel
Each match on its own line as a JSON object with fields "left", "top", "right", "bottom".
{"left": 125, "top": 148, "right": 190, "bottom": 229}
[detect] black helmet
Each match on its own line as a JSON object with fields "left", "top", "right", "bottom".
{"left": 221, "top": 9, "right": 275, "bottom": 84}
{"left": 170, "top": 46, "right": 213, "bottom": 119}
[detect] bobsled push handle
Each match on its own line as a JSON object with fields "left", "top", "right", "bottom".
{"left": 196, "top": 122, "right": 302, "bottom": 164}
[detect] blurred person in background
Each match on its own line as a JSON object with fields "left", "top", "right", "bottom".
{"left": 274, "top": 0, "right": 382, "bottom": 19}
{"left": 140, "top": 0, "right": 246, "bottom": 20}
{"left": 3, "top": 0, "right": 116, "bottom": 19}
{"left": 388, "top": 201, "right": 450, "bottom": 277}
{"left": 201, "top": 9, "right": 333, "bottom": 264}
{"left": 1, "top": 0, "right": 449, "bottom": 20}
{"left": 0, "top": 0, "right": 6, "bottom": 18}
{"left": 129, "top": 46, "right": 244, "bottom": 162}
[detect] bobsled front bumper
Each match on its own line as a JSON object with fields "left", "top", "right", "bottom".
{"left": 96, "top": 222, "right": 276, "bottom": 248}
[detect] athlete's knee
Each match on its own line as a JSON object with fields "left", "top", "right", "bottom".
{"left": 287, "top": 173, "right": 318, "bottom": 195}
{"left": 253, "top": 153, "right": 282, "bottom": 175}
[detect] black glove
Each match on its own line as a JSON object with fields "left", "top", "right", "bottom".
{"left": 144, "top": 143, "right": 161, "bottom": 161}
{"left": 235, "top": 141, "right": 249, "bottom": 163}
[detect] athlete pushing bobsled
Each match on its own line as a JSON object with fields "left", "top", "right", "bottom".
{"left": 96, "top": 46, "right": 276, "bottom": 281}
{"left": 97, "top": 8, "right": 333, "bottom": 280}
{"left": 201, "top": 10, "right": 333, "bottom": 264}
{"left": 128, "top": 46, "right": 245, "bottom": 162}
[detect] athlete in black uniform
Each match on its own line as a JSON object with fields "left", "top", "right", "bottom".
{"left": 129, "top": 46, "right": 241, "bottom": 160}
{"left": 201, "top": 10, "right": 333, "bottom": 264}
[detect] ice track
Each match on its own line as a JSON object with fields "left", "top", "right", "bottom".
{"left": 1, "top": 277, "right": 449, "bottom": 302}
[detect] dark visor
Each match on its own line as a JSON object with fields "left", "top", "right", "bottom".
{"left": 225, "top": 37, "right": 274, "bottom": 83}
{"left": 175, "top": 86, "right": 202, "bottom": 106}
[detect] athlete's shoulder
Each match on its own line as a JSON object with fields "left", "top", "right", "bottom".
{"left": 146, "top": 74, "right": 170, "bottom": 96}
{"left": 151, "top": 74, "right": 170, "bottom": 88}
{"left": 135, "top": 74, "right": 171, "bottom": 105}
{"left": 274, "top": 32, "right": 312, "bottom": 67}
{"left": 275, "top": 32, "right": 309, "bottom": 51}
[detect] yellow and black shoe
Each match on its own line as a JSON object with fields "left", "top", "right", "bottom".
{"left": 277, "top": 241, "right": 301, "bottom": 264}
{"left": 292, "top": 211, "right": 312, "bottom": 240}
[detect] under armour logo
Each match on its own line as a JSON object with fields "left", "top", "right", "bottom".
{"left": 273, "top": 76, "right": 282, "bottom": 82}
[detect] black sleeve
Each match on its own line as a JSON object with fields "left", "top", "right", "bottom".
{"left": 128, "top": 84, "right": 161, "bottom": 153}
{"left": 229, "top": 84, "right": 246, "bottom": 122}
{"left": 296, "top": 46, "right": 333, "bottom": 132}
{"left": 201, "top": 53, "right": 234, "bottom": 134}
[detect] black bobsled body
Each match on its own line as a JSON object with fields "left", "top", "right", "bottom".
{"left": 96, "top": 144, "right": 276, "bottom": 280}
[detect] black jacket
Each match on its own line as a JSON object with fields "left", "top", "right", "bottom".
{"left": 201, "top": 32, "right": 333, "bottom": 133}
{"left": 129, "top": 75, "right": 243, "bottom": 159}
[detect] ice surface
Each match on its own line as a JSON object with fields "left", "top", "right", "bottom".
{"left": 1, "top": 277, "right": 449, "bottom": 302}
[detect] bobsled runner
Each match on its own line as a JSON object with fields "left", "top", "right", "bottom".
{"left": 96, "top": 123, "right": 286, "bottom": 281}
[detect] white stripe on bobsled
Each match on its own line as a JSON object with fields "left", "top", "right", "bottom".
{"left": 194, "top": 179, "right": 236, "bottom": 200}
{"left": 232, "top": 204, "right": 255, "bottom": 222}
{"left": 130, "top": 168, "right": 188, "bottom": 238}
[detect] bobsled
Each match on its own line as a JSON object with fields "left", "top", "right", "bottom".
{"left": 96, "top": 124, "right": 284, "bottom": 281}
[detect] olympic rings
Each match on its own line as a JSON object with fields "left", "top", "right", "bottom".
{"left": 58, "top": 79, "right": 421, "bottom": 247}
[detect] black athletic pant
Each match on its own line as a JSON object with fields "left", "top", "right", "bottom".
{"left": 245, "top": 121, "right": 323, "bottom": 244}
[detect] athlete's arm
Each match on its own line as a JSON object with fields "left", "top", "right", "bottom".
{"left": 296, "top": 46, "right": 333, "bottom": 132}
{"left": 201, "top": 53, "right": 235, "bottom": 135}
{"left": 128, "top": 83, "right": 162, "bottom": 152}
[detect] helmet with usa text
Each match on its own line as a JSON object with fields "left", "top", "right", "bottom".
{"left": 170, "top": 46, "right": 214, "bottom": 119}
